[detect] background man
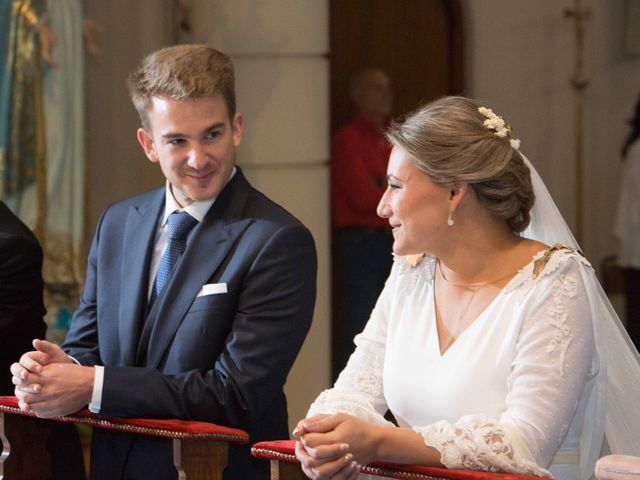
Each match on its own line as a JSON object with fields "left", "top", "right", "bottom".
{"left": 12, "top": 45, "right": 317, "bottom": 480}
{"left": 331, "top": 67, "right": 394, "bottom": 379}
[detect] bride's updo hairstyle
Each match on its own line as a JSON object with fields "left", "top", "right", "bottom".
{"left": 385, "top": 96, "right": 535, "bottom": 233}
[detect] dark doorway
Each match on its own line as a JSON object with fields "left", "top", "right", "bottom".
{"left": 329, "top": 0, "right": 464, "bottom": 378}
{"left": 330, "top": 0, "right": 464, "bottom": 132}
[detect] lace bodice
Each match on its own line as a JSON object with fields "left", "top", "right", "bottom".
{"left": 308, "top": 247, "right": 598, "bottom": 478}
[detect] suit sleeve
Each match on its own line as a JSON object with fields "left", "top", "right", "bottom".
{"left": 98, "top": 223, "right": 317, "bottom": 429}
{"left": 61, "top": 212, "right": 104, "bottom": 366}
{"left": 0, "top": 232, "right": 46, "bottom": 337}
{"left": 0, "top": 229, "right": 46, "bottom": 394}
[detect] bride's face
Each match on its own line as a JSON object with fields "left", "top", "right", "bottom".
{"left": 377, "top": 145, "right": 451, "bottom": 256}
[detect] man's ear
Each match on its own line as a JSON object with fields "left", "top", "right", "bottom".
{"left": 231, "top": 112, "right": 244, "bottom": 147}
{"left": 136, "top": 128, "right": 158, "bottom": 162}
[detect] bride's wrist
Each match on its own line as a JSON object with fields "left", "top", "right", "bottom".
{"left": 370, "top": 423, "right": 396, "bottom": 461}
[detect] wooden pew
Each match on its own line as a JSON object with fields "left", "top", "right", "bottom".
{"left": 0, "top": 396, "right": 248, "bottom": 480}
{"left": 251, "top": 440, "right": 552, "bottom": 480}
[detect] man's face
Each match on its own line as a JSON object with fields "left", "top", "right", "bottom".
{"left": 137, "top": 95, "right": 243, "bottom": 206}
{"left": 356, "top": 69, "right": 393, "bottom": 118}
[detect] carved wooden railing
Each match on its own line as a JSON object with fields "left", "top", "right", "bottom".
{"left": 251, "top": 440, "right": 553, "bottom": 480}
{"left": 0, "top": 396, "right": 248, "bottom": 480}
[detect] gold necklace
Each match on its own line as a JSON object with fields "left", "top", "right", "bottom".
{"left": 436, "top": 258, "right": 520, "bottom": 287}
{"left": 435, "top": 261, "right": 505, "bottom": 353}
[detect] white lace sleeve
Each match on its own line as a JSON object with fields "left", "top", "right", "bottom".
{"left": 416, "top": 415, "right": 548, "bottom": 476}
{"left": 307, "top": 263, "right": 398, "bottom": 427}
{"left": 414, "top": 250, "right": 595, "bottom": 476}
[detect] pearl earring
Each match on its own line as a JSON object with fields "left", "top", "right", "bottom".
{"left": 447, "top": 211, "right": 454, "bottom": 226}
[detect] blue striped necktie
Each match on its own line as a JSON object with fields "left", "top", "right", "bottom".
{"left": 151, "top": 211, "right": 198, "bottom": 305}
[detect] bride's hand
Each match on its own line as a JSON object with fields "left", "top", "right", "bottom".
{"left": 293, "top": 413, "right": 332, "bottom": 437}
{"left": 295, "top": 439, "right": 360, "bottom": 479}
{"left": 294, "top": 414, "right": 361, "bottom": 479}
{"left": 298, "top": 413, "right": 383, "bottom": 470}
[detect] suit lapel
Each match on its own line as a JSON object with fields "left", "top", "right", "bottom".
{"left": 143, "top": 170, "right": 254, "bottom": 369}
{"left": 118, "top": 189, "right": 164, "bottom": 366}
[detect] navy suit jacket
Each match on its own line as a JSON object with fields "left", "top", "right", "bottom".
{"left": 0, "top": 201, "right": 47, "bottom": 395}
{"left": 63, "top": 169, "right": 317, "bottom": 479}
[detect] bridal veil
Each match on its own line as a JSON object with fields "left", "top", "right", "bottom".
{"left": 519, "top": 144, "right": 640, "bottom": 478}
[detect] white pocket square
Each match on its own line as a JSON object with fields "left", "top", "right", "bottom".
{"left": 196, "top": 283, "right": 227, "bottom": 297}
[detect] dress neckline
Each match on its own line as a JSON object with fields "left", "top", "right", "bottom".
{"left": 433, "top": 279, "right": 507, "bottom": 358}
{"left": 432, "top": 243, "right": 571, "bottom": 357}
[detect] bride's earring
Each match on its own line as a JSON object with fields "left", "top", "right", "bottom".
{"left": 448, "top": 189, "right": 457, "bottom": 226}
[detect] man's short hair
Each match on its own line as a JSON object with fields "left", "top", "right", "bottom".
{"left": 127, "top": 44, "right": 236, "bottom": 130}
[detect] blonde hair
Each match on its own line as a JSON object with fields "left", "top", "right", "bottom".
{"left": 386, "top": 96, "right": 534, "bottom": 232}
{"left": 127, "top": 44, "right": 235, "bottom": 130}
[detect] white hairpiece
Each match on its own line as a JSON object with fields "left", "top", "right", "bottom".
{"left": 478, "top": 106, "right": 512, "bottom": 138}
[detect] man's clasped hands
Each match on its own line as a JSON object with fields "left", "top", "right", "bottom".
{"left": 10, "top": 339, "right": 94, "bottom": 418}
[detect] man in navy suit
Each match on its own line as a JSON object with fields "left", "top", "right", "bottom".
{"left": 12, "top": 45, "right": 317, "bottom": 480}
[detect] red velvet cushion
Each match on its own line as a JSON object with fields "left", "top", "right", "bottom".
{"left": 0, "top": 396, "right": 247, "bottom": 444}
{"left": 251, "top": 440, "right": 551, "bottom": 480}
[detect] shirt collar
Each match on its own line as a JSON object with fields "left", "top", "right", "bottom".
{"left": 161, "top": 167, "right": 236, "bottom": 225}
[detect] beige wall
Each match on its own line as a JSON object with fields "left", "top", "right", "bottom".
{"left": 84, "top": 1, "right": 171, "bottom": 231}
{"left": 462, "top": 0, "right": 640, "bottom": 277}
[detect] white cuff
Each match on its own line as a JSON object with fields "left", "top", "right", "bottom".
{"left": 67, "top": 355, "right": 81, "bottom": 365}
{"left": 89, "top": 365, "right": 104, "bottom": 413}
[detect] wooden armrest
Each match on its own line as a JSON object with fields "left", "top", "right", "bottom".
{"left": 251, "top": 440, "right": 551, "bottom": 480}
{"left": 0, "top": 396, "right": 248, "bottom": 480}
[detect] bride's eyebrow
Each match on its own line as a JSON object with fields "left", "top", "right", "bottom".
{"left": 387, "top": 173, "right": 411, "bottom": 185}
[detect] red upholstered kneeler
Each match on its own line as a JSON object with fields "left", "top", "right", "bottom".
{"left": 251, "top": 440, "right": 552, "bottom": 480}
{"left": 0, "top": 396, "right": 248, "bottom": 479}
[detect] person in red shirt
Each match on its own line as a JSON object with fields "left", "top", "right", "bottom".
{"left": 331, "top": 68, "right": 394, "bottom": 380}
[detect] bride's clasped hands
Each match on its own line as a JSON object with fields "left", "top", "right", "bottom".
{"left": 294, "top": 413, "right": 383, "bottom": 479}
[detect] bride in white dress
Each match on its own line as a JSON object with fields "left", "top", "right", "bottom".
{"left": 294, "top": 97, "right": 640, "bottom": 480}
